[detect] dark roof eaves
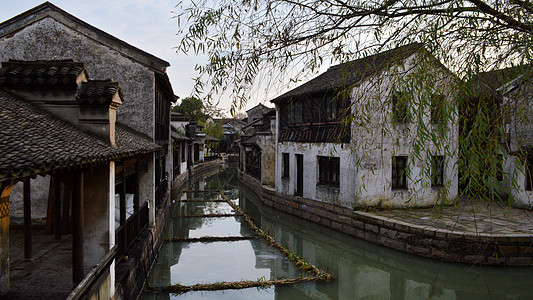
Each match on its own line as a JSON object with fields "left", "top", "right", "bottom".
{"left": 0, "top": 2, "right": 170, "bottom": 73}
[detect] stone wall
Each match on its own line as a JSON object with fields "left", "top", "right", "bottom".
{"left": 239, "top": 171, "right": 533, "bottom": 266}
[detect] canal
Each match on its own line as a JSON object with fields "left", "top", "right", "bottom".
{"left": 141, "top": 165, "right": 533, "bottom": 299}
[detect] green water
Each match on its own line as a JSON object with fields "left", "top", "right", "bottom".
{"left": 141, "top": 166, "right": 533, "bottom": 299}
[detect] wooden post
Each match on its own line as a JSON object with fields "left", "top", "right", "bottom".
{"left": 133, "top": 172, "right": 140, "bottom": 236}
{"left": 72, "top": 171, "right": 84, "bottom": 285}
{"left": 54, "top": 180, "right": 62, "bottom": 240}
{"left": 62, "top": 186, "right": 70, "bottom": 234}
{"left": 120, "top": 168, "right": 127, "bottom": 255}
{"left": 23, "top": 177, "right": 31, "bottom": 259}
{"left": 45, "top": 176, "right": 55, "bottom": 234}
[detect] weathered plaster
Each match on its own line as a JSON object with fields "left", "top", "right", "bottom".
{"left": 83, "top": 164, "right": 111, "bottom": 269}
{"left": 0, "top": 17, "right": 155, "bottom": 138}
{"left": 9, "top": 176, "right": 49, "bottom": 223}
{"left": 275, "top": 52, "right": 459, "bottom": 209}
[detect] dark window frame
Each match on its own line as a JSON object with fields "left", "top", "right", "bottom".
{"left": 431, "top": 94, "right": 445, "bottom": 125}
{"left": 282, "top": 153, "right": 290, "bottom": 179}
{"left": 392, "top": 91, "right": 409, "bottom": 124}
{"left": 392, "top": 156, "right": 408, "bottom": 190}
{"left": 431, "top": 155, "right": 445, "bottom": 187}
{"left": 318, "top": 156, "right": 340, "bottom": 188}
{"left": 526, "top": 156, "right": 533, "bottom": 191}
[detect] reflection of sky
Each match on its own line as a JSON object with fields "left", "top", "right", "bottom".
{"left": 170, "top": 241, "right": 271, "bottom": 285}
{"left": 186, "top": 217, "right": 247, "bottom": 238}
{"left": 141, "top": 287, "right": 276, "bottom": 300}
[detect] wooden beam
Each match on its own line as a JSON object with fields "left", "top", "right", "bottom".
{"left": 23, "top": 177, "right": 31, "bottom": 259}
{"left": 62, "top": 184, "right": 71, "bottom": 234}
{"left": 72, "top": 171, "right": 84, "bottom": 285}
{"left": 45, "top": 176, "right": 55, "bottom": 234}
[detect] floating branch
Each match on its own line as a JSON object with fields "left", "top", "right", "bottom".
{"left": 220, "top": 191, "right": 332, "bottom": 280}
{"left": 165, "top": 236, "right": 260, "bottom": 243}
{"left": 145, "top": 275, "right": 331, "bottom": 294}
{"left": 174, "top": 199, "right": 227, "bottom": 203}
{"left": 170, "top": 213, "right": 242, "bottom": 218}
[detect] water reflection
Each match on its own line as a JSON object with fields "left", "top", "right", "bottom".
{"left": 143, "top": 166, "right": 533, "bottom": 299}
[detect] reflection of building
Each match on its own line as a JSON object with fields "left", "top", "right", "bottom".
{"left": 238, "top": 184, "right": 533, "bottom": 300}
{"left": 272, "top": 44, "right": 458, "bottom": 208}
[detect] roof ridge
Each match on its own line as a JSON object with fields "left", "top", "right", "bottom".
{"left": 0, "top": 2, "right": 170, "bottom": 73}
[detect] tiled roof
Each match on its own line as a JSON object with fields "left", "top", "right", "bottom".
{"left": 278, "top": 123, "right": 350, "bottom": 143}
{"left": 0, "top": 90, "right": 160, "bottom": 181}
{"left": 0, "top": 60, "right": 85, "bottom": 89}
{"left": 76, "top": 80, "right": 122, "bottom": 105}
{"left": 271, "top": 44, "right": 423, "bottom": 103}
{"left": 467, "top": 65, "right": 532, "bottom": 98}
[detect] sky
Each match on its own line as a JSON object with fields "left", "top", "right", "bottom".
{"left": 0, "top": 0, "right": 273, "bottom": 116}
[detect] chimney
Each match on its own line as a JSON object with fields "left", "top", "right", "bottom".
{"left": 0, "top": 60, "right": 88, "bottom": 125}
{"left": 76, "top": 80, "right": 123, "bottom": 147}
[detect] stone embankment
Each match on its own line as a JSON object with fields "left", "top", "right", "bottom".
{"left": 239, "top": 171, "right": 533, "bottom": 266}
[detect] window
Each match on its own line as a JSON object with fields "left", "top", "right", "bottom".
{"left": 431, "top": 94, "right": 445, "bottom": 125}
{"left": 392, "top": 156, "right": 408, "bottom": 189}
{"left": 318, "top": 156, "right": 340, "bottom": 188}
{"left": 282, "top": 153, "right": 290, "bottom": 179}
{"left": 326, "top": 96, "right": 337, "bottom": 121}
{"left": 496, "top": 154, "right": 503, "bottom": 182}
{"left": 392, "top": 91, "right": 409, "bottom": 123}
{"left": 526, "top": 156, "right": 533, "bottom": 191}
{"left": 431, "top": 156, "right": 445, "bottom": 187}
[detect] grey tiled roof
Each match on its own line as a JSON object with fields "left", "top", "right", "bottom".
{"left": 0, "top": 60, "right": 85, "bottom": 89}
{"left": 76, "top": 80, "right": 122, "bottom": 105}
{"left": 271, "top": 43, "right": 423, "bottom": 103}
{"left": 0, "top": 90, "right": 160, "bottom": 181}
{"left": 467, "top": 65, "right": 532, "bottom": 98}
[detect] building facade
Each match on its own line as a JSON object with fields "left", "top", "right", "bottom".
{"left": 273, "top": 44, "right": 459, "bottom": 209}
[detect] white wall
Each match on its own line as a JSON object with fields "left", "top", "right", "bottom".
{"left": 350, "top": 53, "right": 458, "bottom": 208}
{"left": 275, "top": 52, "right": 459, "bottom": 209}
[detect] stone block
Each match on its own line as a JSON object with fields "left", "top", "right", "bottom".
{"left": 405, "top": 244, "right": 430, "bottom": 256}
{"left": 316, "top": 208, "right": 328, "bottom": 218}
{"left": 332, "top": 221, "right": 342, "bottom": 231}
{"left": 365, "top": 223, "right": 379, "bottom": 234}
{"left": 342, "top": 224, "right": 358, "bottom": 237}
{"left": 310, "top": 214, "right": 321, "bottom": 223}
{"left": 352, "top": 219, "right": 364, "bottom": 229}
{"left": 498, "top": 245, "right": 519, "bottom": 256}
{"left": 321, "top": 218, "right": 331, "bottom": 227}
{"left": 324, "top": 203, "right": 334, "bottom": 211}
{"left": 382, "top": 237, "right": 405, "bottom": 251}
{"left": 463, "top": 254, "right": 485, "bottom": 265}
{"left": 338, "top": 215, "right": 352, "bottom": 225}
{"left": 507, "top": 256, "right": 533, "bottom": 266}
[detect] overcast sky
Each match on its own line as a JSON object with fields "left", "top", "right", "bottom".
{"left": 0, "top": 0, "right": 272, "bottom": 115}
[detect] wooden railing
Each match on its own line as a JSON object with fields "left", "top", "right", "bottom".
{"left": 66, "top": 246, "right": 117, "bottom": 300}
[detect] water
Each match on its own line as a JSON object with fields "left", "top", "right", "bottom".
{"left": 142, "top": 166, "right": 533, "bottom": 299}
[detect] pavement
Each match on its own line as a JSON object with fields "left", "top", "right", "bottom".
{"left": 2, "top": 227, "right": 73, "bottom": 299}
{"left": 369, "top": 196, "right": 533, "bottom": 236}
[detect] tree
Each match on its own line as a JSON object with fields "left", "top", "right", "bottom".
{"left": 172, "top": 96, "right": 206, "bottom": 121}
{"left": 176, "top": 0, "right": 533, "bottom": 107}
{"left": 176, "top": 0, "right": 533, "bottom": 203}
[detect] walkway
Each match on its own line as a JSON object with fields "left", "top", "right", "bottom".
{"left": 368, "top": 197, "right": 533, "bottom": 236}
{"left": 3, "top": 227, "right": 72, "bottom": 299}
